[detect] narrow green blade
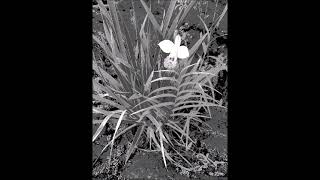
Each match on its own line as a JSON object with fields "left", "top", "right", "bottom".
{"left": 125, "top": 124, "right": 146, "bottom": 164}
{"left": 92, "top": 110, "right": 122, "bottom": 142}
{"left": 109, "top": 110, "right": 127, "bottom": 165}
{"left": 139, "top": 0, "right": 162, "bottom": 36}
{"left": 162, "top": 0, "right": 177, "bottom": 36}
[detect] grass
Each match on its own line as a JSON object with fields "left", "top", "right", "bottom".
{"left": 93, "top": 0, "right": 228, "bottom": 174}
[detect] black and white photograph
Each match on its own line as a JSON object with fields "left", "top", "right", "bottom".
{"left": 92, "top": 0, "right": 228, "bottom": 179}
{"left": 4, "top": 0, "right": 316, "bottom": 179}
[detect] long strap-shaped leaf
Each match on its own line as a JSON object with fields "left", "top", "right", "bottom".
{"left": 146, "top": 114, "right": 167, "bottom": 168}
{"left": 170, "top": 113, "right": 210, "bottom": 119}
{"left": 105, "top": 0, "right": 127, "bottom": 60}
{"left": 172, "top": 103, "right": 226, "bottom": 112}
{"left": 198, "top": 15, "right": 210, "bottom": 43}
{"left": 188, "top": 33, "right": 208, "bottom": 64}
{"left": 132, "top": 94, "right": 176, "bottom": 110}
{"left": 158, "top": 128, "right": 167, "bottom": 168}
{"left": 165, "top": 10, "right": 182, "bottom": 40}
{"left": 148, "top": 86, "right": 178, "bottom": 97}
{"left": 139, "top": 0, "right": 162, "bottom": 36}
{"left": 97, "top": 0, "right": 114, "bottom": 32}
{"left": 177, "top": 0, "right": 196, "bottom": 27}
{"left": 197, "top": 83, "right": 214, "bottom": 120}
{"left": 93, "top": 108, "right": 115, "bottom": 117}
{"left": 92, "top": 34, "right": 110, "bottom": 57}
{"left": 162, "top": 0, "right": 177, "bottom": 37}
{"left": 108, "top": 110, "right": 127, "bottom": 165}
{"left": 176, "top": 95, "right": 217, "bottom": 104}
{"left": 154, "top": 69, "right": 179, "bottom": 77}
{"left": 179, "top": 58, "right": 201, "bottom": 78}
{"left": 125, "top": 124, "right": 146, "bottom": 164}
{"left": 176, "top": 89, "right": 206, "bottom": 97}
{"left": 92, "top": 56, "right": 123, "bottom": 90}
{"left": 151, "top": 77, "right": 178, "bottom": 84}
{"left": 92, "top": 110, "right": 123, "bottom": 142}
{"left": 144, "top": 70, "right": 154, "bottom": 94}
{"left": 175, "top": 100, "right": 219, "bottom": 108}
{"left": 93, "top": 108, "right": 140, "bottom": 125}
{"left": 131, "top": 102, "right": 174, "bottom": 116}
{"left": 179, "top": 72, "right": 216, "bottom": 85}
{"left": 164, "top": 121, "right": 195, "bottom": 143}
{"left": 92, "top": 94, "right": 125, "bottom": 110}
{"left": 93, "top": 123, "right": 138, "bottom": 166}
{"left": 215, "top": 4, "right": 228, "bottom": 28}
{"left": 92, "top": 78, "right": 132, "bottom": 109}
{"left": 184, "top": 116, "right": 191, "bottom": 151}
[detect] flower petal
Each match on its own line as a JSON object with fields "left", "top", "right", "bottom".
{"left": 158, "top": 40, "right": 174, "bottom": 53}
{"left": 177, "top": 46, "right": 189, "bottom": 59}
{"left": 174, "top": 35, "right": 182, "bottom": 47}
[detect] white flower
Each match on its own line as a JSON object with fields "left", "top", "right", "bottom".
{"left": 158, "top": 34, "right": 189, "bottom": 69}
